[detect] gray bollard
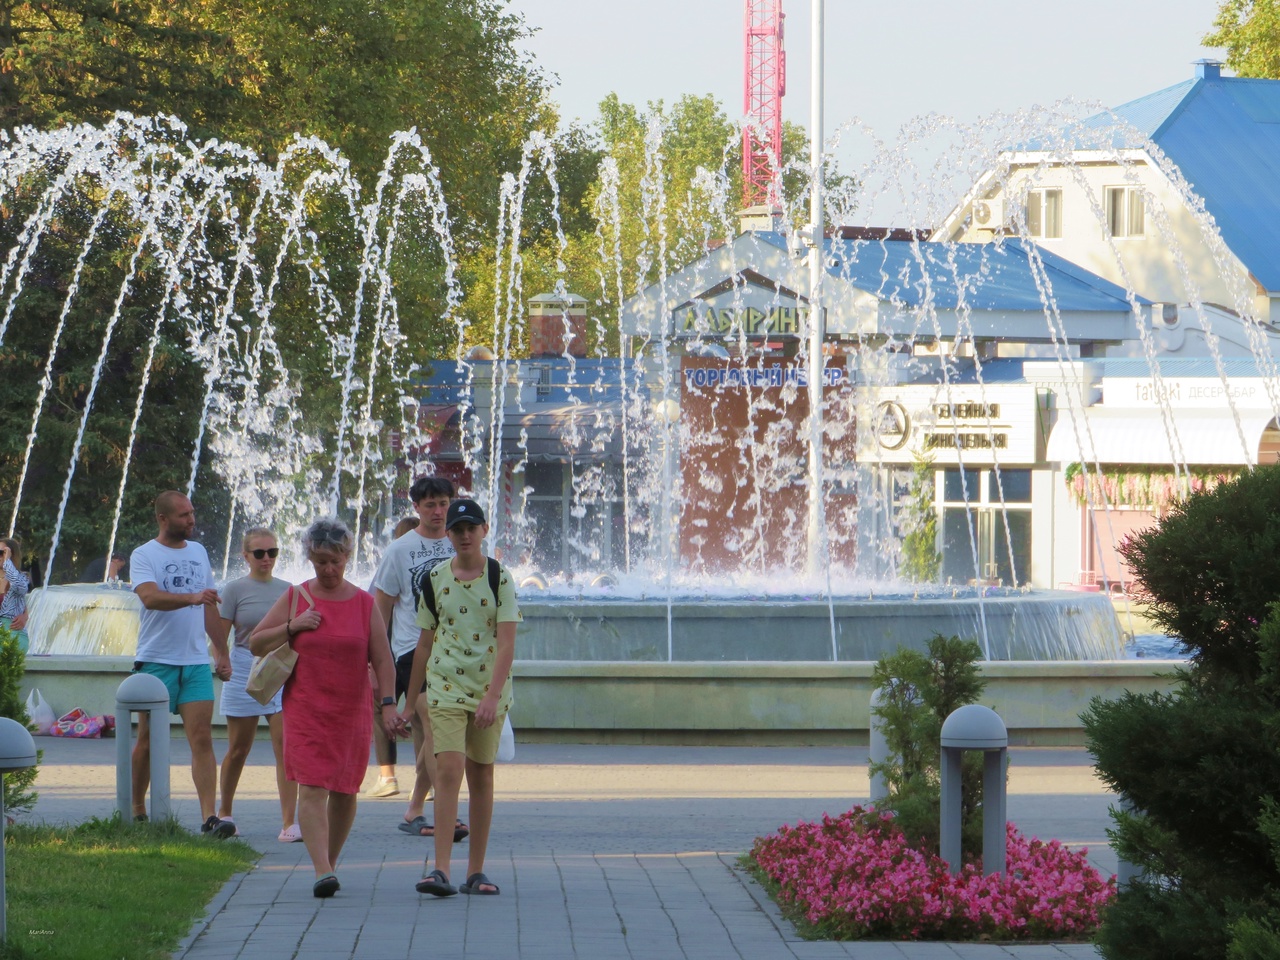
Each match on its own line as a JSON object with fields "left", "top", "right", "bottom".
{"left": 940, "top": 704, "right": 1008, "bottom": 877}
{"left": 868, "top": 688, "right": 889, "bottom": 806}
{"left": 0, "top": 717, "right": 38, "bottom": 940}
{"left": 115, "top": 673, "right": 172, "bottom": 822}
{"left": 1116, "top": 798, "right": 1143, "bottom": 890}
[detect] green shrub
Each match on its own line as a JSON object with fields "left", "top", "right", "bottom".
{"left": 1121, "top": 464, "right": 1280, "bottom": 682}
{"left": 1084, "top": 464, "right": 1280, "bottom": 958}
{"left": 0, "top": 624, "right": 38, "bottom": 815}
{"left": 869, "top": 633, "right": 988, "bottom": 857}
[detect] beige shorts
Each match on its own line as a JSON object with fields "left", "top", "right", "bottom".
{"left": 429, "top": 704, "right": 506, "bottom": 764}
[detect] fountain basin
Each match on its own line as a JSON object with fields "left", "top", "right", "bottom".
{"left": 18, "top": 656, "right": 1177, "bottom": 746}
{"left": 518, "top": 589, "right": 1125, "bottom": 661}
{"left": 23, "top": 585, "right": 1125, "bottom": 661}
{"left": 18, "top": 585, "right": 1136, "bottom": 744}
{"left": 24, "top": 584, "right": 141, "bottom": 657}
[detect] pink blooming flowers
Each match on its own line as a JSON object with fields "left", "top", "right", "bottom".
{"left": 747, "top": 807, "right": 1115, "bottom": 941}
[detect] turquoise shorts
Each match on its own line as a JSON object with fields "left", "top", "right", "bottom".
{"left": 0, "top": 618, "right": 27, "bottom": 654}
{"left": 133, "top": 662, "right": 214, "bottom": 713}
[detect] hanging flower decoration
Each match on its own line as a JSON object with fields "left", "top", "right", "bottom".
{"left": 1063, "top": 463, "right": 1241, "bottom": 512}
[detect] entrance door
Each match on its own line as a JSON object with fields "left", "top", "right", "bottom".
{"left": 939, "top": 468, "right": 1032, "bottom": 586}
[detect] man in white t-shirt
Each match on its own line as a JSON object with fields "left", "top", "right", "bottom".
{"left": 129, "top": 491, "right": 233, "bottom": 838}
{"left": 371, "top": 475, "right": 466, "bottom": 841}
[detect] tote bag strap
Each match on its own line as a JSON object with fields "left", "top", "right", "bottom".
{"left": 290, "top": 582, "right": 315, "bottom": 620}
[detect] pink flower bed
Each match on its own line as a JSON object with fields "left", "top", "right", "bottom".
{"left": 748, "top": 807, "right": 1115, "bottom": 941}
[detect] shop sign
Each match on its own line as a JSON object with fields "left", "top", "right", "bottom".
{"left": 1109, "top": 377, "right": 1271, "bottom": 409}
{"left": 867, "top": 386, "right": 1036, "bottom": 464}
{"left": 924, "top": 401, "right": 1009, "bottom": 452}
{"left": 674, "top": 303, "right": 811, "bottom": 337}
{"left": 683, "top": 364, "right": 845, "bottom": 389}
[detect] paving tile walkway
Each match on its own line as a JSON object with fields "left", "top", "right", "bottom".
{"left": 27, "top": 736, "right": 1109, "bottom": 959}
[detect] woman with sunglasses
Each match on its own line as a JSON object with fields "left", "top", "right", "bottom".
{"left": 211, "top": 528, "right": 300, "bottom": 841}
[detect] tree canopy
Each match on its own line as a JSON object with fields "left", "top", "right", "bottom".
{"left": 0, "top": 3, "right": 826, "bottom": 567}
{"left": 1205, "top": 0, "right": 1280, "bottom": 78}
{"left": 0, "top": 0, "right": 550, "bottom": 231}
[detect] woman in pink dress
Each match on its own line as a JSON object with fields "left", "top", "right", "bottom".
{"left": 251, "top": 517, "right": 403, "bottom": 898}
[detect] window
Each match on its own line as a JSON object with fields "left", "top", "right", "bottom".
{"left": 988, "top": 468, "right": 1031, "bottom": 503}
{"left": 1025, "top": 189, "right": 1062, "bottom": 239}
{"left": 1105, "top": 185, "right": 1145, "bottom": 237}
{"left": 939, "top": 467, "right": 1033, "bottom": 586}
{"left": 519, "top": 461, "right": 626, "bottom": 574}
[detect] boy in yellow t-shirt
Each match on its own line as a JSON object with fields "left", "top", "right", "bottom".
{"left": 400, "top": 498, "right": 520, "bottom": 897}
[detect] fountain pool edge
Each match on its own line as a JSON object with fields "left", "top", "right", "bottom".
{"left": 21, "top": 657, "right": 1178, "bottom": 747}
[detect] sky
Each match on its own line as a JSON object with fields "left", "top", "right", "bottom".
{"left": 514, "top": 0, "right": 1227, "bottom": 143}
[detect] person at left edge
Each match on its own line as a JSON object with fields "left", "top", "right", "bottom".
{"left": 0, "top": 538, "right": 30, "bottom": 651}
{"left": 129, "top": 491, "right": 234, "bottom": 838}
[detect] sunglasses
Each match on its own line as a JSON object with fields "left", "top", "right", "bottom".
{"left": 249, "top": 548, "right": 279, "bottom": 559}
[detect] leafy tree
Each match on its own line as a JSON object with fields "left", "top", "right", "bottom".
{"left": 453, "top": 94, "right": 813, "bottom": 358}
{"left": 0, "top": 0, "right": 565, "bottom": 557}
{"left": 210, "top": 0, "right": 550, "bottom": 235}
{"left": 591, "top": 92, "right": 813, "bottom": 292}
{"left": 0, "top": 211, "right": 229, "bottom": 573}
{"left": 0, "top": 0, "right": 550, "bottom": 223}
{"left": 1205, "top": 0, "right": 1280, "bottom": 78}
{"left": 1083, "top": 465, "right": 1280, "bottom": 959}
{"left": 0, "top": 0, "right": 248, "bottom": 135}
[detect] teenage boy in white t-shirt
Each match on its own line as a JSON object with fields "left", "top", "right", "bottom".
{"left": 371, "top": 475, "right": 467, "bottom": 840}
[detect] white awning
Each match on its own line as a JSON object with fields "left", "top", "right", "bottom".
{"left": 1045, "top": 408, "right": 1280, "bottom": 465}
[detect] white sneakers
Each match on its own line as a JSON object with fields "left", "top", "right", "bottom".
{"left": 278, "top": 823, "right": 303, "bottom": 843}
{"left": 365, "top": 776, "right": 400, "bottom": 798}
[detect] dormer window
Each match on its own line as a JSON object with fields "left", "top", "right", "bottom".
{"left": 1025, "top": 189, "right": 1062, "bottom": 239}
{"left": 1105, "top": 185, "right": 1145, "bottom": 237}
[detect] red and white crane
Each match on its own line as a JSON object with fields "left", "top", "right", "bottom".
{"left": 742, "top": 0, "right": 786, "bottom": 209}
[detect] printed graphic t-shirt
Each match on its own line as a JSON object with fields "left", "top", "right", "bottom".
{"left": 415, "top": 560, "right": 521, "bottom": 713}
{"left": 130, "top": 539, "right": 215, "bottom": 665}
{"left": 371, "top": 531, "right": 454, "bottom": 659}
{"left": 219, "top": 576, "right": 290, "bottom": 649}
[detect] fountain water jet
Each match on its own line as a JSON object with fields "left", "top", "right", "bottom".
{"left": 8, "top": 70, "right": 1277, "bottom": 667}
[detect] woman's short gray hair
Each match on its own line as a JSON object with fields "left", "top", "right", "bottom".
{"left": 302, "top": 517, "right": 353, "bottom": 556}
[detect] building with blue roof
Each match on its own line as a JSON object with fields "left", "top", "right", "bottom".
{"left": 933, "top": 60, "right": 1280, "bottom": 351}
{"left": 620, "top": 229, "right": 1146, "bottom": 351}
{"left": 420, "top": 66, "right": 1280, "bottom": 588}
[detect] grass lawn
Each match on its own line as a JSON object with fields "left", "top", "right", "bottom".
{"left": 0, "top": 815, "right": 258, "bottom": 960}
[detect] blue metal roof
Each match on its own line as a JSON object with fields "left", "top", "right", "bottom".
{"left": 414, "top": 357, "right": 632, "bottom": 406}
{"left": 1078, "top": 79, "right": 1197, "bottom": 144}
{"left": 755, "top": 233, "right": 1145, "bottom": 314}
{"left": 897, "top": 358, "right": 1030, "bottom": 386}
{"left": 1075, "top": 71, "right": 1280, "bottom": 292}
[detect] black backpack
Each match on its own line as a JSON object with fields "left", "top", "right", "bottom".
{"left": 420, "top": 557, "right": 501, "bottom": 622}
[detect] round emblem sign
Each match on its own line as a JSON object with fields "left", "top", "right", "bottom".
{"left": 875, "top": 400, "right": 911, "bottom": 450}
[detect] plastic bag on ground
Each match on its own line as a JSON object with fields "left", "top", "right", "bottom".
{"left": 25, "top": 688, "right": 55, "bottom": 735}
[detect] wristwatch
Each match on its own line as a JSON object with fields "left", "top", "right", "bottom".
{"left": 380, "top": 696, "right": 396, "bottom": 707}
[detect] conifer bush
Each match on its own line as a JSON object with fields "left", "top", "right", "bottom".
{"left": 0, "top": 623, "right": 39, "bottom": 815}
{"left": 1083, "top": 464, "right": 1280, "bottom": 959}
{"left": 869, "top": 634, "right": 986, "bottom": 855}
